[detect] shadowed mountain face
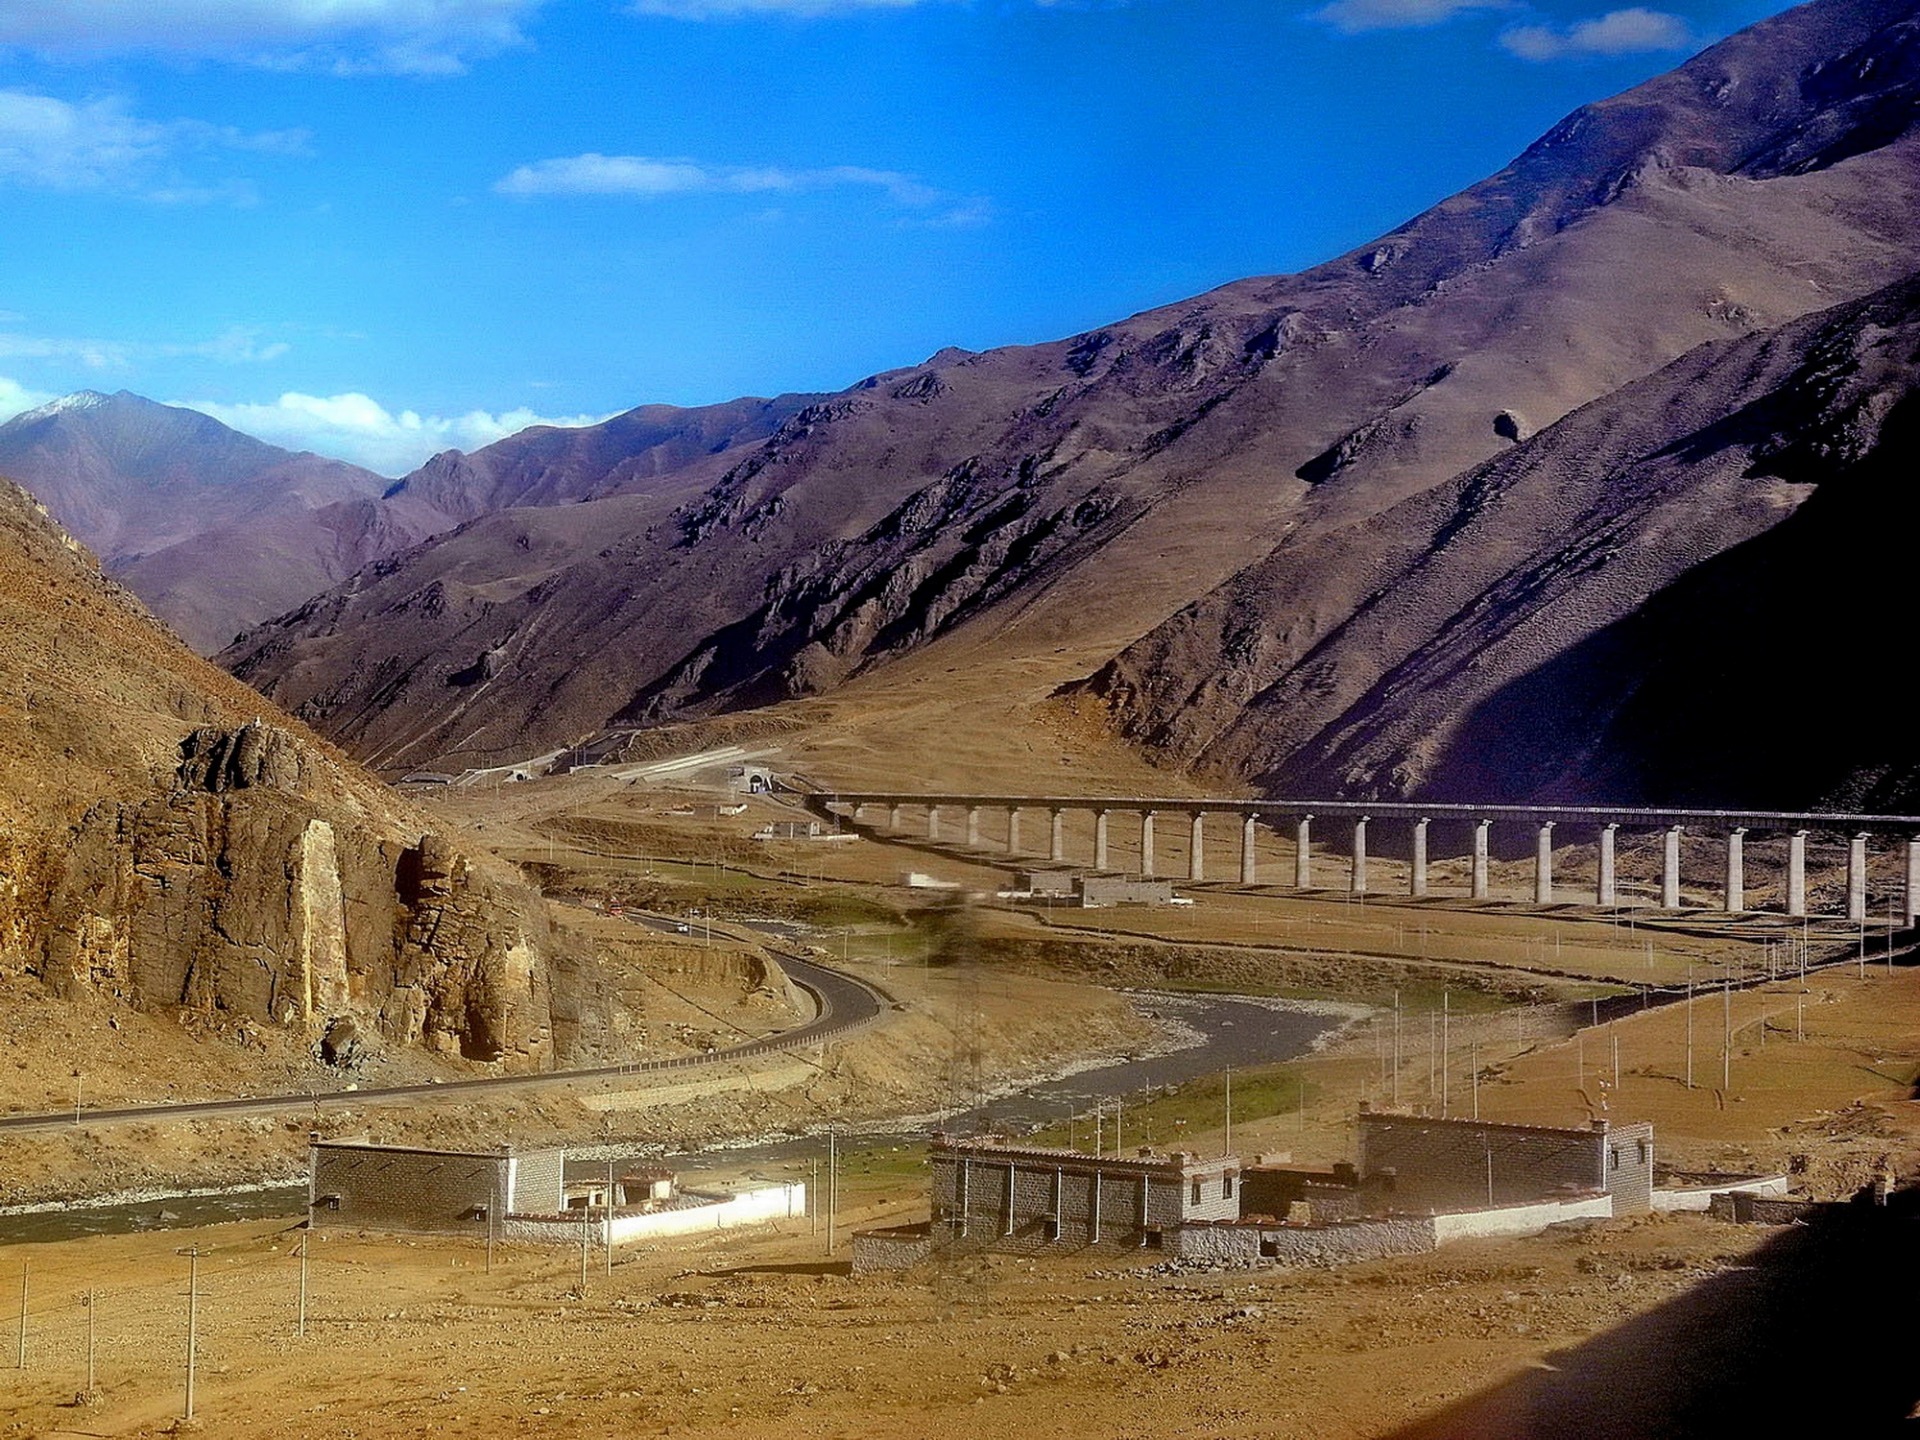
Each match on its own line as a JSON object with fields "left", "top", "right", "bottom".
{"left": 1094, "top": 273, "right": 1920, "bottom": 810}
{"left": 0, "top": 478, "right": 580, "bottom": 1066}
{"left": 223, "top": 0, "right": 1920, "bottom": 796}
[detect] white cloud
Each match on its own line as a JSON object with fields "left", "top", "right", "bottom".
{"left": 495, "top": 152, "right": 947, "bottom": 208}
{"left": 0, "top": 374, "right": 56, "bottom": 423}
{"left": 0, "top": 0, "right": 542, "bottom": 74}
{"left": 188, "top": 391, "right": 613, "bottom": 474}
{"left": 0, "top": 88, "right": 306, "bottom": 199}
{"left": 1309, "top": 0, "right": 1506, "bottom": 33}
{"left": 0, "top": 325, "right": 291, "bottom": 369}
{"left": 1500, "top": 6, "right": 1690, "bottom": 58}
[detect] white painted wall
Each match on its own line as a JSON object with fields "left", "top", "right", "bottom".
{"left": 1431, "top": 1193, "right": 1614, "bottom": 1243}
{"left": 1650, "top": 1175, "right": 1791, "bottom": 1213}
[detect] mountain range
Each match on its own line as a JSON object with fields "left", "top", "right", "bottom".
{"left": 7, "top": 0, "right": 1919, "bottom": 809}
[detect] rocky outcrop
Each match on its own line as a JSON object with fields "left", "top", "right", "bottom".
{"left": 0, "top": 476, "right": 582, "bottom": 1074}
{"left": 33, "top": 721, "right": 553, "bottom": 1062}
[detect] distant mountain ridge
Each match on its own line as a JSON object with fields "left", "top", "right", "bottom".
{"left": 0, "top": 388, "right": 817, "bottom": 654}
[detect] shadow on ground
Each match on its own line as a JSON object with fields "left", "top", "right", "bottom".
{"left": 1387, "top": 1194, "right": 1920, "bottom": 1439}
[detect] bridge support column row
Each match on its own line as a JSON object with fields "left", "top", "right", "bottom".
{"left": 1472, "top": 821, "right": 1490, "bottom": 900}
{"left": 1241, "top": 815, "right": 1259, "bottom": 886}
{"left": 1535, "top": 822, "right": 1554, "bottom": 905}
{"left": 1350, "top": 817, "right": 1369, "bottom": 895}
{"left": 1409, "top": 818, "right": 1428, "bottom": 898}
{"left": 1189, "top": 814, "right": 1205, "bottom": 882}
{"left": 1007, "top": 808, "right": 1022, "bottom": 856}
{"left": 966, "top": 805, "right": 980, "bottom": 849}
{"left": 1050, "top": 808, "right": 1066, "bottom": 864}
{"left": 1295, "top": 816, "right": 1312, "bottom": 889}
{"left": 1725, "top": 828, "right": 1746, "bottom": 915}
{"left": 1908, "top": 838, "right": 1920, "bottom": 926}
{"left": 1141, "top": 813, "right": 1156, "bottom": 878}
{"left": 1597, "top": 823, "right": 1617, "bottom": 907}
{"left": 1663, "top": 826, "right": 1683, "bottom": 909}
{"left": 1095, "top": 810, "right": 1110, "bottom": 871}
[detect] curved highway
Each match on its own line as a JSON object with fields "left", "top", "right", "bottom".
{"left": 0, "top": 933, "right": 888, "bottom": 1135}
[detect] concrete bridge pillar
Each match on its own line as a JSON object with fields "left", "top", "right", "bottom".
{"left": 1007, "top": 808, "right": 1023, "bottom": 856}
{"left": 966, "top": 806, "right": 981, "bottom": 849}
{"left": 1240, "top": 814, "right": 1258, "bottom": 886}
{"left": 1050, "top": 808, "right": 1066, "bottom": 864}
{"left": 1596, "top": 823, "right": 1617, "bottom": 907}
{"left": 851, "top": 802, "right": 866, "bottom": 826}
{"left": 1662, "top": 826, "right": 1683, "bottom": 909}
{"left": 1141, "top": 812, "right": 1156, "bottom": 878}
{"left": 1534, "top": 822, "right": 1554, "bottom": 905}
{"left": 1409, "top": 818, "right": 1429, "bottom": 898}
{"left": 1787, "top": 830, "right": 1808, "bottom": 918}
{"left": 1350, "top": 816, "right": 1369, "bottom": 895}
{"left": 888, "top": 802, "right": 902, "bottom": 832}
{"left": 1907, "top": 838, "right": 1920, "bottom": 926}
{"left": 1471, "top": 820, "right": 1490, "bottom": 900}
{"left": 1725, "top": 828, "right": 1747, "bottom": 915}
{"left": 1294, "top": 815, "right": 1312, "bottom": 889}
{"left": 1095, "top": 810, "right": 1111, "bottom": 872}
{"left": 1189, "top": 813, "right": 1206, "bottom": 882}
{"left": 927, "top": 805, "right": 941, "bottom": 842}
{"left": 1848, "top": 833, "right": 1868, "bottom": 922}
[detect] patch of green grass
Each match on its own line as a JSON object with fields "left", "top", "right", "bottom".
{"left": 1024, "top": 1065, "right": 1315, "bottom": 1153}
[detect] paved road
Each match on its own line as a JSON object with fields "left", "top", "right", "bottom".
{"left": 0, "top": 938, "right": 887, "bottom": 1135}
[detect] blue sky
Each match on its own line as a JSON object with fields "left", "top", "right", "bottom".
{"left": 0, "top": 0, "right": 1787, "bottom": 474}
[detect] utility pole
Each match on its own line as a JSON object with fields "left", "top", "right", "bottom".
{"left": 826, "top": 1131, "right": 837, "bottom": 1255}
{"left": 486, "top": 1179, "right": 497, "bottom": 1274}
{"left": 15, "top": 1260, "right": 25, "bottom": 1369}
{"left": 1224, "top": 1068, "right": 1233, "bottom": 1156}
{"left": 1470, "top": 1041, "right": 1480, "bottom": 1120}
{"left": 606, "top": 1161, "right": 616, "bottom": 1278}
{"left": 1440, "top": 991, "right": 1450, "bottom": 1118}
{"left": 1391, "top": 991, "right": 1402, "bottom": 1107}
{"left": 1722, "top": 980, "right": 1732, "bottom": 1091}
{"left": 298, "top": 1231, "right": 309, "bottom": 1337}
{"left": 84, "top": 1289, "right": 96, "bottom": 1402}
{"left": 184, "top": 1247, "right": 199, "bottom": 1423}
{"left": 809, "top": 1159, "right": 818, "bottom": 1236}
{"left": 1686, "top": 971, "right": 1694, "bottom": 1089}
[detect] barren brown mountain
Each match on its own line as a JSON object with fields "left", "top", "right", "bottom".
{"left": 0, "top": 476, "right": 586, "bottom": 1074}
{"left": 222, "top": 0, "right": 1920, "bottom": 800}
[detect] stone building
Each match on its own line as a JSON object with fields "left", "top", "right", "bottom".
{"left": 1355, "top": 1105, "right": 1655, "bottom": 1215}
{"left": 929, "top": 1134, "right": 1240, "bottom": 1253}
{"left": 308, "top": 1140, "right": 565, "bottom": 1236}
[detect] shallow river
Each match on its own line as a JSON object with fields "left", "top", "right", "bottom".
{"left": 0, "top": 990, "right": 1345, "bottom": 1246}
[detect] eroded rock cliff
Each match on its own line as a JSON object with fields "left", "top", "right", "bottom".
{"left": 0, "top": 477, "right": 569, "bottom": 1070}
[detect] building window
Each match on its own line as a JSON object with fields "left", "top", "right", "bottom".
{"left": 1191, "top": 1178, "right": 1202, "bottom": 1204}
{"left": 1144, "top": 1229, "right": 1164, "bottom": 1251}
{"left": 1043, "top": 1217, "right": 1061, "bottom": 1242}
{"left": 1223, "top": 1175, "right": 1235, "bottom": 1201}
{"left": 1638, "top": 1140, "right": 1650, "bottom": 1165}
{"left": 1609, "top": 1147, "right": 1619, "bottom": 1171}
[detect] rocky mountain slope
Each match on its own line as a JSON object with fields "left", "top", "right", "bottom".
{"left": 1091, "top": 271, "right": 1920, "bottom": 808}
{"left": 0, "top": 475, "right": 583, "bottom": 1069}
{"left": 222, "top": 0, "right": 1920, "bottom": 802}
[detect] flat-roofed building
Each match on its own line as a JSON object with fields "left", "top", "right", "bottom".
{"left": 929, "top": 1134, "right": 1241, "bottom": 1254}
{"left": 1356, "top": 1105, "right": 1654, "bottom": 1215}
{"left": 308, "top": 1141, "right": 565, "bottom": 1236}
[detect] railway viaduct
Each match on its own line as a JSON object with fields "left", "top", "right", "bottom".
{"left": 816, "top": 793, "right": 1920, "bottom": 926}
